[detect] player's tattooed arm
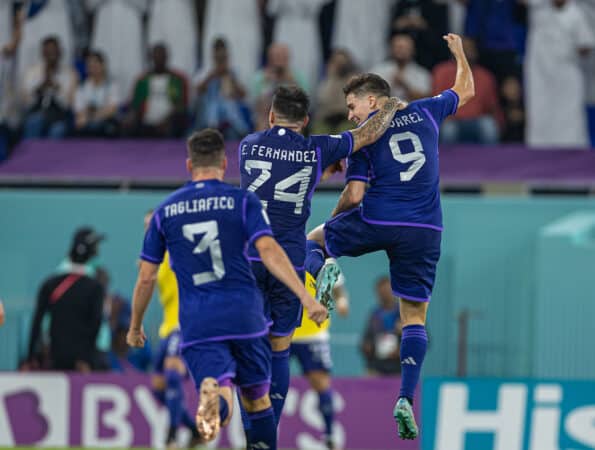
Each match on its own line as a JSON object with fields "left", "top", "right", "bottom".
{"left": 350, "top": 97, "right": 405, "bottom": 152}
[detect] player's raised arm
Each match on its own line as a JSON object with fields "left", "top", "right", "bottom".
{"left": 349, "top": 96, "right": 404, "bottom": 152}
{"left": 444, "top": 33, "right": 475, "bottom": 107}
{"left": 255, "top": 235, "right": 328, "bottom": 325}
{"left": 127, "top": 260, "right": 159, "bottom": 347}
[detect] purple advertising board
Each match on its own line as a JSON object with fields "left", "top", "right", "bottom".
{"left": 0, "top": 373, "right": 419, "bottom": 450}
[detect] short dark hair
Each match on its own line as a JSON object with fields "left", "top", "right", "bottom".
{"left": 187, "top": 128, "right": 225, "bottom": 168}
{"left": 213, "top": 37, "right": 227, "bottom": 50}
{"left": 42, "top": 35, "right": 60, "bottom": 48}
{"left": 87, "top": 50, "right": 106, "bottom": 64}
{"left": 271, "top": 85, "right": 310, "bottom": 122}
{"left": 343, "top": 73, "right": 390, "bottom": 98}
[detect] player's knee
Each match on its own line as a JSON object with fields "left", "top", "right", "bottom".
{"left": 398, "top": 298, "right": 428, "bottom": 325}
{"left": 270, "top": 334, "right": 292, "bottom": 352}
{"left": 308, "top": 370, "right": 331, "bottom": 392}
{"left": 307, "top": 225, "right": 325, "bottom": 245}
{"left": 240, "top": 382, "right": 271, "bottom": 412}
{"left": 164, "top": 356, "right": 186, "bottom": 374}
{"left": 151, "top": 374, "right": 166, "bottom": 391}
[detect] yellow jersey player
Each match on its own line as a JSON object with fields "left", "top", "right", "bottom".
{"left": 144, "top": 211, "right": 201, "bottom": 449}
{"left": 291, "top": 256, "right": 349, "bottom": 450}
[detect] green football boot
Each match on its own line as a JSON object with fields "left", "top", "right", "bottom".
{"left": 315, "top": 259, "right": 341, "bottom": 311}
{"left": 393, "top": 397, "right": 419, "bottom": 440}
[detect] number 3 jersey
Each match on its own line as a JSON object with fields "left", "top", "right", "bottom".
{"left": 240, "top": 126, "right": 354, "bottom": 267}
{"left": 346, "top": 89, "right": 459, "bottom": 231}
{"left": 141, "top": 179, "right": 273, "bottom": 346}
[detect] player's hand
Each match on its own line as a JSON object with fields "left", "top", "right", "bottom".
{"left": 306, "top": 298, "right": 329, "bottom": 326}
{"left": 127, "top": 326, "right": 146, "bottom": 348}
{"left": 443, "top": 33, "right": 464, "bottom": 58}
{"left": 321, "top": 160, "right": 344, "bottom": 181}
{"left": 336, "top": 297, "right": 349, "bottom": 317}
{"left": 0, "top": 300, "right": 5, "bottom": 326}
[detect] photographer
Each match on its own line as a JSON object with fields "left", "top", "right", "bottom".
{"left": 27, "top": 227, "right": 105, "bottom": 372}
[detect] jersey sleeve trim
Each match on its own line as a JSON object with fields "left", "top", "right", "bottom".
{"left": 140, "top": 252, "right": 163, "bottom": 264}
{"left": 445, "top": 89, "right": 460, "bottom": 114}
{"left": 346, "top": 175, "right": 369, "bottom": 182}
{"left": 248, "top": 229, "right": 274, "bottom": 247}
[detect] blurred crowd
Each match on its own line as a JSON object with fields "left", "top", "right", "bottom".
{"left": 0, "top": 0, "right": 594, "bottom": 160}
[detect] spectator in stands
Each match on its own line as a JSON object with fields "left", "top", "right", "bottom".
{"left": 390, "top": 0, "right": 450, "bottom": 70}
{"left": 432, "top": 37, "right": 502, "bottom": 144}
{"left": 21, "top": 36, "right": 78, "bottom": 139}
{"left": 371, "top": 33, "right": 431, "bottom": 102}
{"left": 194, "top": 38, "right": 250, "bottom": 139}
{"left": 90, "top": 0, "right": 147, "bottom": 102}
{"left": 332, "top": 0, "right": 394, "bottom": 71}
{"left": 17, "top": 0, "right": 74, "bottom": 86}
{"left": 124, "top": 43, "right": 188, "bottom": 138}
{"left": 313, "top": 48, "right": 357, "bottom": 134}
{"left": 525, "top": 0, "right": 595, "bottom": 148}
{"left": 464, "top": 0, "right": 524, "bottom": 82}
{"left": 0, "top": 6, "right": 23, "bottom": 161}
{"left": 202, "top": 0, "right": 262, "bottom": 88}
{"left": 268, "top": 0, "right": 327, "bottom": 92}
{"left": 360, "top": 276, "right": 402, "bottom": 376}
{"left": 74, "top": 50, "right": 119, "bottom": 137}
{"left": 251, "top": 43, "right": 308, "bottom": 130}
{"left": 27, "top": 227, "right": 105, "bottom": 372}
{"left": 147, "top": 0, "right": 198, "bottom": 78}
{"left": 500, "top": 76, "right": 525, "bottom": 143}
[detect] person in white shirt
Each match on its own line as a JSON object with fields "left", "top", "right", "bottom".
{"left": 202, "top": 0, "right": 262, "bottom": 88}
{"left": 147, "top": 0, "right": 198, "bottom": 78}
{"left": 17, "top": 0, "right": 74, "bottom": 87}
{"left": 74, "top": 50, "right": 120, "bottom": 137}
{"left": 89, "top": 0, "right": 147, "bottom": 102}
{"left": 371, "top": 33, "right": 431, "bottom": 102}
{"left": 21, "top": 36, "right": 78, "bottom": 139}
{"left": 525, "top": 0, "right": 595, "bottom": 148}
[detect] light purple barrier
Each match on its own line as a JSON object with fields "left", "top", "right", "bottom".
{"left": 0, "top": 373, "right": 418, "bottom": 450}
{"left": 1, "top": 139, "right": 595, "bottom": 187}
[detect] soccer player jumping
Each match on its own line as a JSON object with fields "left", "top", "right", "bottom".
{"left": 306, "top": 33, "right": 475, "bottom": 440}
{"left": 128, "top": 129, "right": 327, "bottom": 448}
{"left": 239, "top": 85, "right": 403, "bottom": 433}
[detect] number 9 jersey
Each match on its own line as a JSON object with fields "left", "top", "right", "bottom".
{"left": 346, "top": 89, "right": 459, "bottom": 231}
{"left": 239, "top": 126, "right": 354, "bottom": 267}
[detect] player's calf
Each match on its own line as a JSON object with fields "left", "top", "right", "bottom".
{"left": 241, "top": 390, "right": 277, "bottom": 450}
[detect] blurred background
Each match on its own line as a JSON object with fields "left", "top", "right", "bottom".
{"left": 0, "top": 1, "right": 594, "bottom": 449}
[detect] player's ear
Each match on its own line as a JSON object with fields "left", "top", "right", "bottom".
{"left": 302, "top": 115, "right": 310, "bottom": 129}
{"left": 186, "top": 158, "right": 192, "bottom": 173}
{"left": 221, "top": 156, "right": 228, "bottom": 172}
{"left": 269, "top": 109, "right": 275, "bottom": 126}
{"left": 368, "top": 95, "right": 377, "bottom": 109}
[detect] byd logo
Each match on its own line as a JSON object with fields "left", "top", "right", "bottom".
{"left": 433, "top": 383, "right": 595, "bottom": 450}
